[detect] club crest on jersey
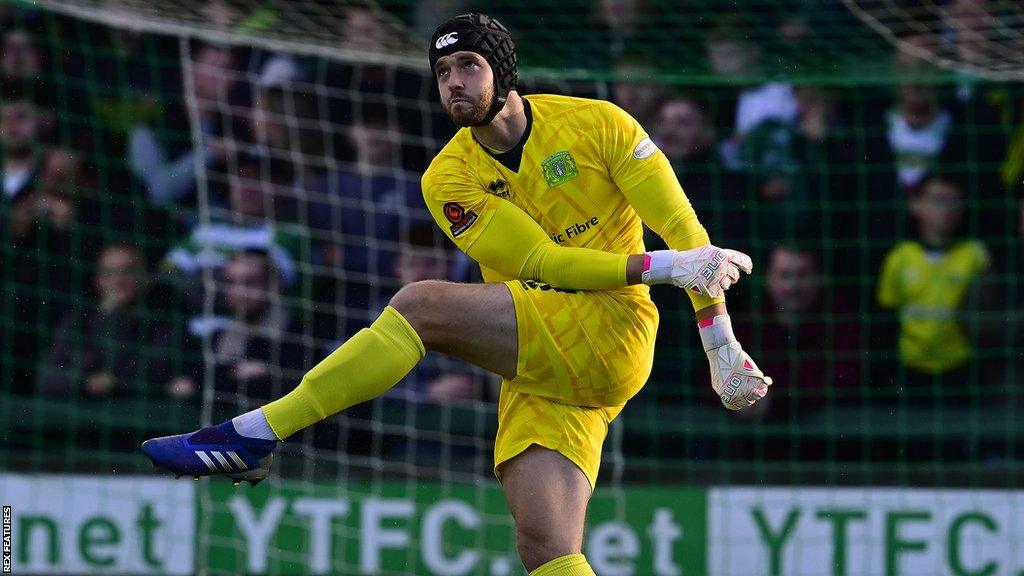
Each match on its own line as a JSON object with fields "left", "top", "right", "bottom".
{"left": 443, "top": 202, "right": 478, "bottom": 238}
{"left": 487, "top": 179, "right": 510, "bottom": 199}
{"left": 540, "top": 150, "right": 579, "bottom": 188}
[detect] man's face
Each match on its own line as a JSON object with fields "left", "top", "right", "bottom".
{"left": 41, "top": 150, "right": 79, "bottom": 196}
{"left": 229, "top": 163, "right": 269, "bottom": 218}
{"left": 612, "top": 64, "right": 667, "bottom": 122}
{"left": 223, "top": 254, "right": 272, "bottom": 317}
{"left": 191, "top": 45, "right": 234, "bottom": 104}
{"left": 2, "top": 31, "right": 41, "bottom": 76}
{"left": 344, "top": 8, "right": 390, "bottom": 50}
{"left": 912, "top": 179, "right": 963, "bottom": 239}
{"left": 654, "top": 100, "right": 708, "bottom": 161}
{"left": 435, "top": 51, "right": 495, "bottom": 127}
{"left": 95, "top": 246, "right": 143, "bottom": 310}
{"left": 766, "top": 248, "right": 821, "bottom": 314}
{"left": 350, "top": 123, "right": 393, "bottom": 167}
{"left": 0, "top": 102, "right": 37, "bottom": 152}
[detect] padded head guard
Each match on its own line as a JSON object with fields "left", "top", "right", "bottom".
{"left": 429, "top": 13, "right": 517, "bottom": 125}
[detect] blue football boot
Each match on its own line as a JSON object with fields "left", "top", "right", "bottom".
{"left": 142, "top": 421, "right": 277, "bottom": 486}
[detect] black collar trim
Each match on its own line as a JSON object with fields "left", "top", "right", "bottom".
{"left": 474, "top": 98, "right": 532, "bottom": 173}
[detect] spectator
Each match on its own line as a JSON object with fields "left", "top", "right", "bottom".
{"left": 966, "top": 199, "right": 1024, "bottom": 410}
{"left": 162, "top": 148, "right": 305, "bottom": 305}
{"left": 383, "top": 222, "right": 478, "bottom": 404}
{"left": 652, "top": 96, "right": 744, "bottom": 208}
{"left": 0, "top": 105, "right": 66, "bottom": 392}
{"left": 128, "top": 41, "right": 233, "bottom": 208}
{"left": 611, "top": 60, "right": 669, "bottom": 129}
{"left": 886, "top": 82, "right": 953, "bottom": 191}
{"left": 39, "top": 243, "right": 199, "bottom": 399}
{"left": 374, "top": 223, "right": 486, "bottom": 463}
{"left": 734, "top": 244, "right": 861, "bottom": 419}
{"left": 312, "top": 112, "right": 428, "bottom": 333}
{"left": 249, "top": 82, "right": 330, "bottom": 193}
{"left": 865, "top": 34, "right": 962, "bottom": 194}
{"left": 945, "top": 0, "right": 998, "bottom": 69}
{"left": 1, "top": 98, "right": 42, "bottom": 203}
{"left": 877, "top": 176, "right": 989, "bottom": 401}
{"left": 195, "top": 249, "right": 307, "bottom": 410}
{"left": 2, "top": 29, "right": 42, "bottom": 82}
{"left": 653, "top": 97, "right": 718, "bottom": 185}
{"left": 1, "top": 30, "right": 56, "bottom": 137}
{"left": 341, "top": 4, "right": 401, "bottom": 53}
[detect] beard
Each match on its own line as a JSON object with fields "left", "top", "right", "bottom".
{"left": 446, "top": 85, "right": 495, "bottom": 127}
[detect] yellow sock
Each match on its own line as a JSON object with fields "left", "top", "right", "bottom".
{"left": 530, "top": 554, "right": 596, "bottom": 576}
{"left": 262, "top": 306, "right": 425, "bottom": 439}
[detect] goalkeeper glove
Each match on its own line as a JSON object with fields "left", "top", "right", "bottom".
{"left": 698, "top": 314, "right": 772, "bottom": 410}
{"left": 641, "top": 245, "right": 753, "bottom": 297}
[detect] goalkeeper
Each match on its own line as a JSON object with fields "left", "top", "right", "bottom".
{"left": 143, "top": 13, "right": 772, "bottom": 576}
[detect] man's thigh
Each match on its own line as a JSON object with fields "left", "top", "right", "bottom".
{"left": 406, "top": 280, "right": 519, "bottom": 379}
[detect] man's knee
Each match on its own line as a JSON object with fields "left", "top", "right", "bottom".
{"left": 515, "top": 521, "right": 581, "bottom": 571}
{"left": 389, "top": 280, "right": 448, "bottom": 346}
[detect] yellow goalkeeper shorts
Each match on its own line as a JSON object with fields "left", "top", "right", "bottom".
{"left": 493, "top": 279, "right": 658, "bottom": 488}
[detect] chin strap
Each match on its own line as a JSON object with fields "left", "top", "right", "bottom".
{"left": 473, "top": 93, "right": 509, "bottom": 127}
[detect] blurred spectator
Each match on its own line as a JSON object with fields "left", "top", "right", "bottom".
{"left": 1, "top": 105, "right": 69, "bottom": 393}
{"left": 128, "top": 41, "right": 233, "bottom": 207}
{"left": 877, "top": 176, "right": 989, "bottom": 400}
{"left": 341, "top": 4, "right": 407, "bottom": 53}
{"left": 734, "top": 244, "right": 861, "bottom": 419}
{"left": 1, "top": 98, "right": 42, "bottom": 203}
{"left": 376, "top": 223, "right": 485, "bottom": 462}
{"left": 945, "top": 0, "right": 997, "bottom": 69}
{"left": 311, "top": 112, "right": 429, "bottom": 333}
{"left": 2, "top": 29, "right": 42, "bottom": 82}
{"left": 202, "top": 0, "right": 281, "bottom": 36}
{"left": 651, "top": 96, "right": 751, "bottom": 247}
{"left": 383, "top": 222, "right": 477, "bottom": 404}
{"left": 654, "top": 98, "right": 718, "bottom": 180}
{"left": 612, "top": 61, "right": 669, "bottom": 129}
{"left": 39, "top": 243, "right": 199, "bottom": 399}
{"left": 249, "top": 82, "right": 330, "bottom": 192}
{"left": 1, "top": 30, "right": 56, "bottom": 138}
{"left": 162, "top": 149, "right": 305, "bottom": 308}
{"left": 195, "top": 249, "right": 306, "bottom": 409}
{"left": 887, "top": 81, "right": 953, "bottom": 191}
{"left": 966, "top": 199, "right": 1024, "bottom": 409}
{"left": 705, "top": 14, "right": 797, "bottom": 138}
{"left": 705, "top": 15, "right": 760, "bottom": 79}
{"left": 867, "top": 34, "right": 961, "bottom": 193}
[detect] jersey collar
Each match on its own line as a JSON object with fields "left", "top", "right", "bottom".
{"left": 473, "top": 97, "right": 532, "bottom": 173}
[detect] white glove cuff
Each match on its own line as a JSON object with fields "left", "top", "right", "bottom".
{"left": 698, "top": 313, "right": 737, "bottom": 352}
{"left": 640, "top": 250, "right": 675, "bottom": 285}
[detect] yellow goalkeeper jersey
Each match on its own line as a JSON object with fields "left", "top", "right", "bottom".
{"left": 421, "top": 94, "right": 672, "bottom": 297}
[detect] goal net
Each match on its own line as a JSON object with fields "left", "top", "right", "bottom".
{"left": 843, "top": 0, "right": 1024, "bottom": 80}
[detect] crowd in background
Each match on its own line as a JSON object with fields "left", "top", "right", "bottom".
{"left": 0, "top": 0, "right": 1021, "bottom": 472}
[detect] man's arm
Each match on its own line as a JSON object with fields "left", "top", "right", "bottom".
{"left": 459, "top": 195, "right": 637, "bottom": 290}
{"left": 594, "top": 101, "right": 746, "bottom": 312}
{"left": 422, "top": 154, "right": 741, "bottom": 293}
{"left": 621, "top": 163, "right": 728, "bottom": 312}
